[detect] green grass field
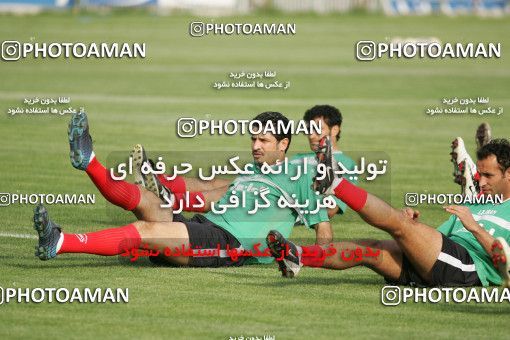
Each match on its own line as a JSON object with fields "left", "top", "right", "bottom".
{"left": 0, "top": 10, "right": 509, "bottom": 339}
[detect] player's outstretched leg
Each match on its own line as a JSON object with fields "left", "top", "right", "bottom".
{"left": 131, "top": 144, "right": 214, "bottom": 213}
{"left": 266, "top": 230, "right": 303, "bottom": 278}
{"left": 266, "top": 230, "right": 403, "bottom": 280}
{"left": 32, "top": 205, "right": 191, "bottom": 266}
{"left": 476, "top": 122, "right": 492, "bottom": 151}
{"left": 68, "top": 111, "right": 142, "bottom": 211}
{"left": 492, "top": 237, "right": 510, "bottom": 288}
{"left": 450, "top": 137, "right": 478, "bottom": 197}
{"left": 34, "top": 204, "right": 63, "bottom": 260}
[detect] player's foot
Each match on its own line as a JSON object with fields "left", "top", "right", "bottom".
{"left": 475, "top": 122, "right": 492, "bottom": 151}
{"left": 130, "top": 144, "right": 149, "bottom": 187}
{"left": 312, "top": 136, "right": 342, "bottom": 195}
{"left": 68, "top": 110, "right": 93, "bottom": 170}
{"left": 491, "top": 237, "right": 510, "bottom": 288}
{"left": 130, "top": 144, "right": 173, "bottom": 206}
{"left": 450, "top": 137, "right": 478, "bottom": 197}
{"left": 33, "top": 204, "right": 62, "bottom": 261}
{"left": 266, "top": 230, "right": 302, "bottom": 278}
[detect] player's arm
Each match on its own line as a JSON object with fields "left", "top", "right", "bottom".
{"left": 314, "top": 221, "right": 333, "bottom": 245}
{"left": 199, "top": 185, "right": 230, "bottom": 211}
{"left": 444, "top": 205, "right": 495, "bottom": 255}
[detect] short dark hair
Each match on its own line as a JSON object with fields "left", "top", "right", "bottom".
{"left": 252, "top": 111, "right": 292, "bottom": 152}
{"left": 477, "top": 138, "right": 510, "bottom": 172}
{"left": 303, "top": 105, "right": 343, "bottom": 141}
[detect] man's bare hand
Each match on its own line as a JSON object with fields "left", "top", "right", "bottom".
{"left": 444, "top": 205, "right": 480, "bottom": 232}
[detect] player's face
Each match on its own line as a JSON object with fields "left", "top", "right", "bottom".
{"left": 251, "top": 133, "right": 286, "bottom": 165}
{"left": 307, "top": 117, "right": 338, "bottom": 152}
{"left": 476, "top": 155, "right": 510, "bottom": 198}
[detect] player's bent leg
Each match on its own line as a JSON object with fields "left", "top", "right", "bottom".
{"left": 85, "top": 156, "right": 142, "bottom": 211}
{"left": 358, "top": 197, "right": 480, "bottom": 287}
{"left": 385, "top": 214, "right": 443, "bottom": 283}
{"left": 33, "top": 204, "right": 191, "bottom": 265}
{"left": 131, "top": 144, "right": 223, "bottom": 213}
{"left": 322, "top": 239, "right": 403, "bottom": 282}
{"left": 68, "top": 111, "right": 142, "bottom": 211}
{"left": 325, "top": 183, "right": 469, "bottom": 285}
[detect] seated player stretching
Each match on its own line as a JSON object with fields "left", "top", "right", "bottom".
{"left": 267, "top": 137, "right": 510, "bottom": 287}
{"left": 33, "top": 111, "right": 332, "bottom": 267}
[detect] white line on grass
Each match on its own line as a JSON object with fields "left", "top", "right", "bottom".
{"left": 0, "top": 232, "right": 37, "bottom": 239}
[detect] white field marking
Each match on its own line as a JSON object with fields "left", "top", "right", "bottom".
{"left": 0, "top": 232, "right": 37, "bottom": 239}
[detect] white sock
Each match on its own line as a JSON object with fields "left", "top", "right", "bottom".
{"left": 56, "top": 233, "right": 64, "bottom": 253}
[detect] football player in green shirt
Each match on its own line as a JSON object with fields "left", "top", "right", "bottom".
{"left": 33, "top": 111, "right": 332, "bottom": 267}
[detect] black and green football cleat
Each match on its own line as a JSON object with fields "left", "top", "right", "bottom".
{"left": 33, "top": 204, "right": 62, "bottom": 261}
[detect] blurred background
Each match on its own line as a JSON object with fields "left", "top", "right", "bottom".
{"left": 0, "top": 0, "right": 509, "bottom": 16}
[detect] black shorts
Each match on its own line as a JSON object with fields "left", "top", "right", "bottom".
{"left": 386, "top": 234, "right": 482, "bottom": 287}
{"left": 169, "top": 213, "right": 247, "bottom": 267}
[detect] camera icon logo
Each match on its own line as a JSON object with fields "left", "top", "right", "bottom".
{"left": 405, "top": 193, "right": 419, "bottom": 207}
{"left": 177, "top": 118, "right": 198, "bottom": 138}
{"left": 381, "top": 286, "right": 401, "bottom": 306}
{"left": 1, "top": 41, "right": 21, "bottom": 61}
{"left": 0, "top": 193, "right": 11, "bottom": 206}
{"left": 190, "top": 22, "right": 205, "bottom": 37}
{"left": 356, "top": 40, "right": 376, "bottom": 61}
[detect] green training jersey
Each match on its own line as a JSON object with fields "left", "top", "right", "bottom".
{"left": 291, "top": 151, "right": 357, "bottom": 214}
{"left": 437, "top": 199, "right": 510, "bottom": 286}
{"left": 205, "top": 159, "right": 329, "bottom": 264}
